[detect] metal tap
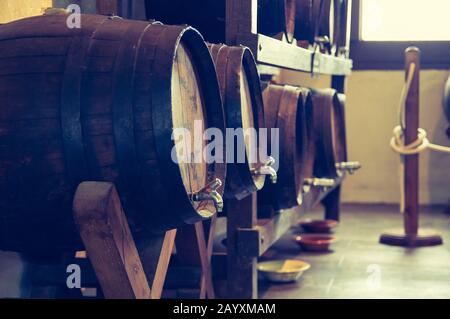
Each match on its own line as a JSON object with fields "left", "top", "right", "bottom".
{"left": 335, "top": 161, "right": 362, "bottom": 175}
{"left": 192, "top": 178, "right": 224, "bottom": 213}
{"left": 303, "top": 178, "right": 335, "bottom": 193}
{"left": 252, "top": 157, "right": 277, "bottom": 184}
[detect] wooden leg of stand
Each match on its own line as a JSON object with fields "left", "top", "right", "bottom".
{"left": 136, "top": 230, "right": 177, "bottom": 299}
{"left": 176, "top": 218, "right": 216, "bottom": 299}
{"left": 73, "top": 182, "right": 151, "bottom": 299}
{"left": 227, "top": 193, "right": 258, "bottom": 299}
{"left": 322, "top": 186, "right": 341, "bottom": 221}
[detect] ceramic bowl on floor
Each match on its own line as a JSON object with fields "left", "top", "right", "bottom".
{"left": 258, "top": 259, "right": 311, "bottom": 283}
{"left": 298, "top": 219, "right": 339, "bottom": 233}
{"left": 295, "top": 234, "right": 337, "bottom": 252}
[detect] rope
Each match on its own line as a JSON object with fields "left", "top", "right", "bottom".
{"left": 390, "top": 63, "right": 450, "bottom": 213}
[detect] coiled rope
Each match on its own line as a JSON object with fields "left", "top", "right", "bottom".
{"left": 390, "top": 63, "right": 450, "bottom": 213}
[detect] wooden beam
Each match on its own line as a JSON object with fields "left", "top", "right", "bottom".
{"left": 226, "top": 193, "right": 257, "bottom": 299}
{"left": 73, "top": 182, "right": 151, "bottom": 299}
{"left": 237, "top": 33, "right": 353, "bottom": 75}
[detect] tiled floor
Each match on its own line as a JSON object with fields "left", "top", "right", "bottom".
{"left": 259, "top": 204, "right": 450, "bottom": 299}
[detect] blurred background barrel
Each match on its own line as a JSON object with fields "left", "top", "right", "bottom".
{"left": 0, "top": 14, "right": 225, "bottom": 253}
{"left": 310, "top": 89, "right": 347, "bottom": 178}
{"left": 258, "top": 0, "right": 297, "bottom": 43}
{"left": 295, "top": 0, "right": 341, "bottom": 54}
{"left": 208, "top": 44, "right": 269, "bottom": 200}
{"left": 336, "top": 0, "right": 350, "bottom": 56}
{"left": 262, "top": 84, "right": 309, "bottom": 210}
{"left": 295, "top": 0, "right": 322, "bottom": 44}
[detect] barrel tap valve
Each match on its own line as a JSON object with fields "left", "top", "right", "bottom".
{"left": 336, "top": 161, "right": 362, "bottom": 175}
{"left": 193, "top": 178, "right": 224, "bottom": 213}
{"left": 303, "top": 178, "right": 336, "bottom": 193}
{"left": 252, "top": 157, "right": 277, "bottom": 184}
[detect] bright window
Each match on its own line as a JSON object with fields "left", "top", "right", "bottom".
{"left": 361, "top": 0, "right": 450, "bottom": 41}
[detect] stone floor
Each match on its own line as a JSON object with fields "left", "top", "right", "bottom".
{"left": 259, "top": 204, "right": 450, "bottom": 299}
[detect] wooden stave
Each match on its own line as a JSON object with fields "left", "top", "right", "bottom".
{"left": 208, "top": 44, "right": 266, "bottom": 200}
{"left": 310, "top": 88, "right": 346, "bottom": 179}
{"left": 262, "top": 84, "right": 308, "bottom": 210}
{"left": 0, "top": 14, "right": 225, "bottom": 253}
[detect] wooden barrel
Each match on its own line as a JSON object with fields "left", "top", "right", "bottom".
{"left": 294, "top": 0, "right": 322, "bottom": 44}
{"left": 295, "top": 0, "right": 340, "bottom": 52}
{"left": 262, "top": 84, "right": 309, "bottom": 210}
{"left": 0, "top": 14, "right": 225, "bottom": 253}
{"left": 318, "top": 0, "right": 341, "bottom": 54}
{"left": 336, "top": 0, "right": 350, "bottom": 56}
{"left": 310, "top": 89, "right": 347, "bottom": 178}
{"left": 258, "top": 0, "right": 297, "bottom": 43}
{"left": 208, "top": 44, "right": 270, "bottom": 200}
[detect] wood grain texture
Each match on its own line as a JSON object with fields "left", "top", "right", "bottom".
{"left": 73, "top": 182, "right": 151, "bottom": 299}
{"left": 208, "top": 44, "right": 265, "bottom": 200}
{"left": 0, "top": 14, "right": 224, "bottom": 253}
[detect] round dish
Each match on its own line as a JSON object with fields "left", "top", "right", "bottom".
{"left": 298, "top": 219, "right": 339, "bottom": 233}
{"left": 295, "top": 234, "right": 337, "bottom": 252}
{"left": 258, "top": 259, "right": 311, "bottom": 283}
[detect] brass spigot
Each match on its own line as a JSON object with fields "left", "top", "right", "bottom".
{"left": 192, "top": 178, "right": 224, "bottom": 213}
{"left": 303, "top": 178, "right": 335, "bottom": 193}
{"left": 252, "top": 157, "right": 277, "bottom": 184}
{"left": 336, "top": 161, "right": 362, "bottom": 175}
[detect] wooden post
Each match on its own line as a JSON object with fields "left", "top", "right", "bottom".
{"left": 322, "top": 75, "right": 348, "bottom": 221}
{"left": 73, "top": 182, "right": 152, "bottom": 299}
{"left": 403, "top": 47, "right": 420, "bottom": 236}
{"left": 379, "top": 47, "right": 442, "bottom": 247}
{"left": 227, "top": 193, "right": 258, "bottom": 299}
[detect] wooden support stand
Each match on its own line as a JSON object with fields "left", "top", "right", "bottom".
{"left": 48, "top": 181, "right": 216, "bottom": 299}
{"left": 380, "top": 47, "right": 443, "bottom": 247}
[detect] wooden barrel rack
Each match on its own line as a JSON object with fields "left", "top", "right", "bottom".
{"left": 0, "top": 0, "right": 356, "bottom": 300}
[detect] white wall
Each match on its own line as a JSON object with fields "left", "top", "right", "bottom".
{"left": 279, "top": 70, "right": 450, "bottom": 205}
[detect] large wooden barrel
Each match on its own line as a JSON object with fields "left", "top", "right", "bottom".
{"left": 310, "top": 89, "right": 347, "bottom": 178}
{"left": 317, "top": 0, "right": 341, "bottom": 54}
{"left": 262, "top": 84, "right": 309, "bottom": 210}
{"left": 208, "top": 44, "right": 272, "bottom": 200}
{"left": 0, "top": 14, "right": 225, "bottom": 253}
{"left": 258, "top": 0, "right": 297, "bottom": 43}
